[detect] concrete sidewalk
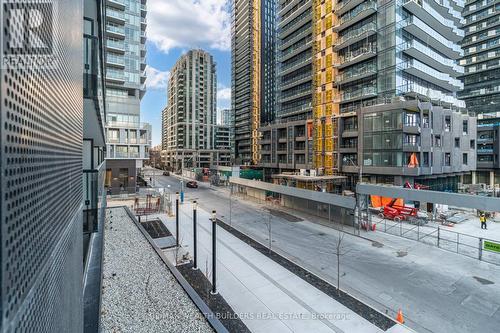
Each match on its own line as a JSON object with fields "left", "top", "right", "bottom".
{"left": 156, "top": 202, "right": 411, "bottom": 333}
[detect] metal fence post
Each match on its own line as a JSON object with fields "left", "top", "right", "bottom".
{"left": 193, "top": 201, "right": 198, "bottom": 269}
{"left": 479, "top": 238, "right": 483, "bottom": 261}
{"left": 175, "top": 192, "right": 180, "bottom": 247}
{"left": 437, "top": 226, "right": 440, "bottom": 248}
{"left": 211, "top": 210, "right": 217, "bottom": 294}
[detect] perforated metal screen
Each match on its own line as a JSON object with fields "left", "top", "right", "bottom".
{"left": 1, "top": 0, "right": 84, "bottom": 331}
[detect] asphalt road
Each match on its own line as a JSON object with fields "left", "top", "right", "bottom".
{"left": 146, "top": 169, "right": 500, "bottom": 333}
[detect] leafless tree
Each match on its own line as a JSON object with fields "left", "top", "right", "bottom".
{"left": 330, "top": 227, "right": 349, "bottom": 296}
{"left": 262, "top": 209, "right": 273, "bottom": 254}
{"left": 174, "top": 236, "right": 184, "bottom": 266}
{"left": 205, "top": 257, "right": 212, "bottom": 305}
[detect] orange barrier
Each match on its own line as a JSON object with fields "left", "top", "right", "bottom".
{"left": 370, "top": 195, "right": 403, "bottom": 208}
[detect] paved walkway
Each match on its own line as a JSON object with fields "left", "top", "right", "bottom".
{"left": 156, "top": 202, "right": 411, "bottom": 333}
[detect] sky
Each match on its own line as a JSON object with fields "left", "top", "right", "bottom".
{"left": 141, "top": 0, "right": 232, "bottom": 146}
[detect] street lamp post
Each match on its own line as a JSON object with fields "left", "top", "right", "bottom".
{"left": 211, "top": 210, "right": 217, "bottom": 294}
{"left": 229, "top": 184, "right": 232, "bottom": 227}
{"left": 193, "top": 201, "right": 198, "bottom": 269}
{"left": 176, "top": 192, "right": 180, "bottom": 247}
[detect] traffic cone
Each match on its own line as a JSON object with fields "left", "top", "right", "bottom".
{"left": 396, "top": 309, "right": 405, "bottom": 324}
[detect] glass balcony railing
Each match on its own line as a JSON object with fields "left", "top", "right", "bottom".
{"left": 106, "top": 25, "right": 125, "bottom": 36}
{"left": 336, "top": 43, "right": 376, "bottom": 66}
{"left": 106, "top": 39, "right": 125, "bottom": 51}
{"left": 106, "top": 54, "right": 125, "bottom": 66}
{"left": 402, "top": 0, "right": 464, "bottom": 39}
{"left": 336, "top": 1, "right": 376, "bottom": 28}
{"left": 281, "top": 56, "right": 312, "bottom": 72}
{"left": 106, "top": 8, "right": 125, "bottom": 21}
{"left": 397, "top": 82, "right": 465, "bottom": 107}
{"left": 83, "top": 35, "right": 98, "bottom": 98}
{"left": 401, "top": 39, "right": 464, "bottom": 74}
{"left": 401, "top": 59, "right": 463, "bottom": 89}
{"left": 337, "top": 22, "right": 377, "bottom": 47}
{"left": 339, "top": 86, "right": 377, "bottom": 102}
{"left": 106, "top": 70, "right": 125, "bottom": 81}
{"left": 337, "top": 65, "right": 377, "bottom": 83}
{"left": 83, "top": 161, "right": 106, "bottom": 234}
{"left": 399, "top": 16, "right": 463, "bottom": 56}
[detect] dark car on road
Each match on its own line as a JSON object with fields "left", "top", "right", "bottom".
{"left": 163, "top": 171, "right": 170, "bottom": 176}
{"left": 186, "top": 181, "right": 198, "bottom": 188}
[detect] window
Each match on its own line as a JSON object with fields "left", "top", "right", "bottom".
{"left": 423, "top": 152, "right": 429, "bottom": 167}
{"left": 463, "top": 120, "right": 468, "bottom": 135}
{"left": 463, "top": 153, "right": 468, "bottom": 165}
{"left": 470, "top": 139, "right": 475, "bottom": 149}
{"left": 444, "top": 153, "right": 451, "bottom": 166}
{"left": 455, "top": 138, "right": 460, "bottom": 148}
{"left": 435, "top": 135, "right": 441, "bottom": 147}
{"left": 444, "top": 116, "right": 451, "bottom": 131}
{"left": 118, "top": 168, "right": 129, "bottom": 189}
{"left": 423, "top": 111, "right": 430, "bottom": 128}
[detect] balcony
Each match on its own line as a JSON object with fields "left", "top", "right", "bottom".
{"left": 335, "top": 65, "right": 377, "bottom": 85}
{"left": 335, "top": 44, "right": 377, "bottom": 69}
{"left": 106, "top": 39, "right": 125, "bottom": 54}
{"left": 338, "top": 86, "right": 377, "bottom": 103}
{"left": 400, "top": 39, "right": 463, "bottom": 77}
{"left": 342, "top": 124, "right": 358, "bottom": 137}
{"left": 334, "top": 23, "right": 377, "bottom": 51}
{"left": 477, "top": 148, "right": 494, "bottom": 154}
{"left": 339, "top": 142, "right": 358, "bottom": 152}
{"left": 83, "top": 161, "right": 106, "bottom": 234}
{"left": 141, "top": 16, "right": 147, "bottom": 28}
{"left": 106, "top": 70, "right": 125, "bottom": 83}
{"left": 140, "top": 3, "right": 147, "bottom": 16}
{"left": 106, "top": 54, "right": 125, "bottom": 68}
{"left": 106, "top": 25, "right": 125, "bottom": 39}
{"left": 107, "top": 0, "right": 125, "bottom": 9}
{"left": 280, "top": 56, "right": 312, "bottom": 76}
{"left": 401, "top": 59, "right": 463, "bottom": 92}
{"left": 397, "top": 82, "right": 465, "bottom": 107}
{"left": 335, "top": 0, "right": 365, "bottom": 16}
{"left": 399, "top": 15, "right": 462, "bottom": 59}
{"left": 334, "top": 1, "right": 377, "bottom": 32}
{"left": 402, "top": 0, "right": 464, "bottom": 42}
{"left": 403, "top": 121, "right": 421, "bottom": 134}
{"left": 403, "top": 142, "right": 421, "bottom": 152}
{"left": 106, "top": 8, "right": 125, "bottom": 24}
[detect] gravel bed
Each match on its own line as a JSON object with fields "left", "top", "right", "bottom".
{"left": 216, "top": 219, "right": 396, "bottom": 331}
{"left": 101, "top": 207, "right": 213, "bottom": 333}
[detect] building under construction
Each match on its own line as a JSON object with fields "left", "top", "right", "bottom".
{"left": 257, "top": 0, "right": 476, "bottom": 192}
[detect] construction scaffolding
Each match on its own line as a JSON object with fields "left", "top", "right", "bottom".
{"left": 251, "top": 0, "right": 261, "bottom": 165}
{"left": 312, "top": 0, "right": 340, "bottom": 175}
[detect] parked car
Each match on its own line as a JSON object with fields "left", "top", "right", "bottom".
{"left": 163, "top": 171, "right": 170, "bottom": 176}
{"left": 186, "top": 181, "right": 198, "bottom": 188}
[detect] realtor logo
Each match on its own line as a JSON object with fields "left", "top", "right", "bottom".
{"left": 2, "top": 0, "right": 57, "bottom": 69}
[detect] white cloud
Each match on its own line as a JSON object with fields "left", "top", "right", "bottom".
{"left": 144, "top": 65, "right": 169, "bottom": 90}
{"left": 147, "top": 0, "right": 231, "bottom": 53}
{"left": 217, "top": 87, "right": 231, "bottom": 101}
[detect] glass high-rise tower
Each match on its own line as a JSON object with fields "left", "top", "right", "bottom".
{"left": 104, "top": 0, "right": 151, "bottom": 194}
{"left": 459, "top": 0, "right": 500, "bottom": 185}
{"left": 232, "top": 0, "right": 277, "bottom": 165}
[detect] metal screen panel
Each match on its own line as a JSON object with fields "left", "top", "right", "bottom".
{"left": 1, "top": 0, "right": 84, "bottom": 331}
